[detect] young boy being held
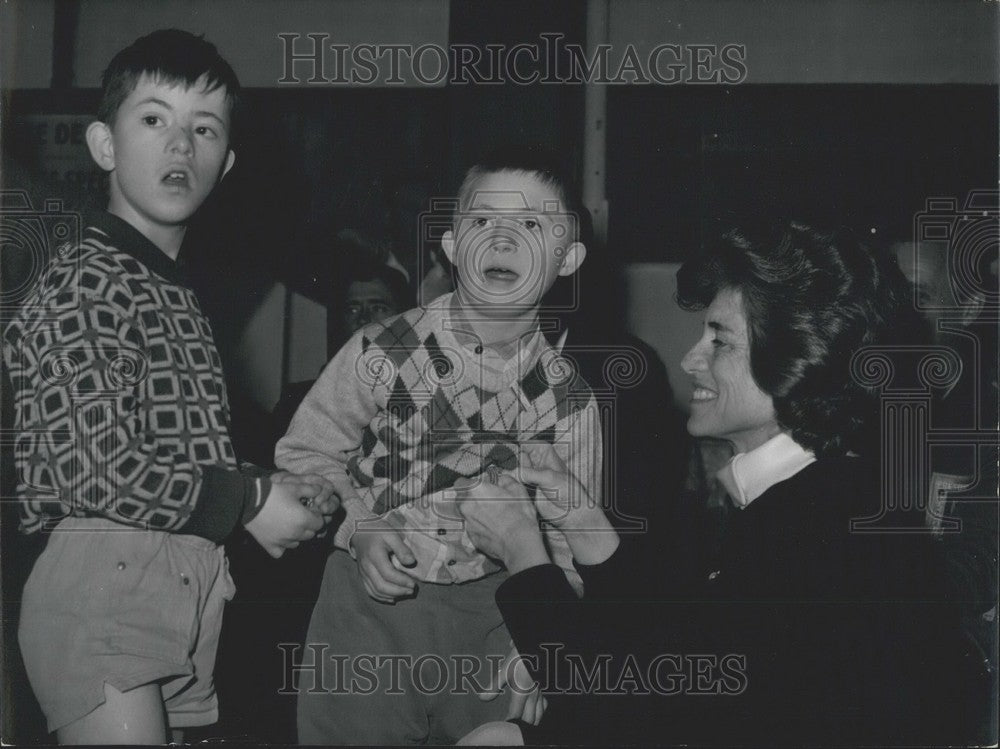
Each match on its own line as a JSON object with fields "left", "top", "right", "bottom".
{"left": 3, "top": 29, "right": 336, "bottom": 744}
{"left": 277, "top": 148, "right": 602, "bottom": 745}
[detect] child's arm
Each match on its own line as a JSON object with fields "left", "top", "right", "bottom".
{"left": 5, "top": 268, "right": 308, "bottom": 544}
{"left": 274, "top": 330, "right": 382, "bottom": 550}
{"left": 275, "top": 331, "right": 419, "bottom": 599}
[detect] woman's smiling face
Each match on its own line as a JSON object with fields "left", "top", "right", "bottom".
{"left": 680, "top": 287, "right": 781, "bottom": 453}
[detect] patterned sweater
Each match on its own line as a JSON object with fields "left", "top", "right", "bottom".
{"left": 275, "top": 293, "right": 602, "bottom": 585}
{"left": 2, "top": 212, "right": 266, "bottom": 541}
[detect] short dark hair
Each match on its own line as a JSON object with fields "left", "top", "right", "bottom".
{"left": 455, "top": 145, "right": 588, "bottom": 244}
{"left": 344, "top": 258, "right": 413, "bottom": 312}
{"left": 677, "top": 221, "right": 919, "bottom": 457}
{"left": 97, "top": 29, "right": 240, "bottom": 127}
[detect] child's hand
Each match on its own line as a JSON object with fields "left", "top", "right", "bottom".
{"left": 245, "top": 481, "right": 326, "bottom": 558}
{"left": 349, "top": 518, "right": 418, "bottom": 603}
{"left": 270, "top": 471, "right": 339, "bottom": 524}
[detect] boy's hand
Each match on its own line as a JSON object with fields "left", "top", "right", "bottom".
{"left": 349, "top": 518, "right": 418, "bottom": 603}
{"left": 245, "top": 481, "right": 326, "bottom": 558}
{"left": 270, "top": 471, "right": 339, "bottom": 523}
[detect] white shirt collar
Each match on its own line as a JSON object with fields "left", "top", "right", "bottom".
{"left": 716, "top": 432, "right": 816, "bottom": 509}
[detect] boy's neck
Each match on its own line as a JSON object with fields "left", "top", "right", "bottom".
{"left": 107, "top": 202, "right": 187, "bottom": 261}
{"left": 450, "top": 291, "right": 540, "bottom": 347}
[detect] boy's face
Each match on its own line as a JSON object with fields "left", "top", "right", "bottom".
{"left": 441, "top": 170, "right": 585, "bottom": 314}
{"left": 87, "top": 73, "right": 235, "bottom": 238}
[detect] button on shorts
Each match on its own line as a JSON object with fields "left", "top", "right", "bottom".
{"left": 18, "top": 517, "right": 235, "bottom": 733}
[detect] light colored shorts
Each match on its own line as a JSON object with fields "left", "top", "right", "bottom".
{"left": 18, "top": 517, "right": 235, "bottom": 733}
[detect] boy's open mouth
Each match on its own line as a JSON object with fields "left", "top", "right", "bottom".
{"left": 162, "top": 169, "right": 190, "bottom": 186}
{"left": 483, "top": 267, "right": 519, "bottom": 281}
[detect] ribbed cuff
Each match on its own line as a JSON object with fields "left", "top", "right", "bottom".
{"left": 334, "top": 498, "right": 378, "bottom": 553}
{"left": 182, "top": 466, "right": 263, "bottom": 543}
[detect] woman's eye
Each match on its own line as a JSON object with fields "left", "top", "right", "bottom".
{"left": 474, "top": 217, "right": 490, "bottom": 227}
{"left": 142, "top": 115, "right": 161, "bottom": 126}
{"left": 523, "top": 219, "right": 538, "bottom": 230}
{"left": 195, "top": 125, "right": 217, "bottom": 138}
{"left": 711, "top": 338, "right": 725, "bottom": 348}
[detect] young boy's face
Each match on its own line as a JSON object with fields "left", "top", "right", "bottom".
{"left": 441, "top": 170, "right": 585, "bottom": 315}
{"left": 87, "top": 73, "right": 235, "bottom": 239}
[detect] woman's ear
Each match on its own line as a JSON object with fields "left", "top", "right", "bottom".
{"left": 86, "top": 121, "right": 115, "bottom": 172}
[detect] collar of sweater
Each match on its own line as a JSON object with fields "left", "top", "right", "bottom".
{"left": 716, "top": 432, "right": 816, "bottom": 509}
{"left": 88, "top": 211, "right": 192, "bottom": 287}
{"left": 442, "top": 293, "right": 547, "bottom": 371}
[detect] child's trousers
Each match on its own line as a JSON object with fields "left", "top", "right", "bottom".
{"left": 296, "top": 549, "right": 513, "bottom": 745}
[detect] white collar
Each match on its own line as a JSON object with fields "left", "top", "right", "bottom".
{"left": 716, "top": 432, "right": 816, "bottom": 509}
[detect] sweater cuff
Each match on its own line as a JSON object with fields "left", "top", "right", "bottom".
{"left": 333, "top": 497, "right": 378, "bottom": 553}
{"left": 182, "top": 466, "right": 262, "bottom": 544}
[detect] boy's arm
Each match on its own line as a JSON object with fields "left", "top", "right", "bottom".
{"left": 274, "top": 330, "right": 381, "bottom": 550}
{"left": 7, "top": 278, "right": 266, "bottom": 542}
{"left": 554, "top": 396, "right": 603, "bottom": 522}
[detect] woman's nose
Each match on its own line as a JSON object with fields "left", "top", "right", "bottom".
{"left": 680, "top": 340, "right": 706, "bottom": 374}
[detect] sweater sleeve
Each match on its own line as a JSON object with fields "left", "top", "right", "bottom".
{"left": 5, "top": 276, "right": 261, "bottom": 543}
{"left": 274, "top": 330, "right": 380, "bottom": 550}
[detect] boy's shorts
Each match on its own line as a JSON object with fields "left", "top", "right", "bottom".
{"left": 18, "top": 516, "right": 235, "bottom": 733}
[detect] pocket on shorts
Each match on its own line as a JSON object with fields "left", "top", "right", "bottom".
{"left": 100, "top": 531, "right": 199, "bottom": 665}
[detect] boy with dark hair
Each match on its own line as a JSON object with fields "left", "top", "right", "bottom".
{"left": 3, "top": 29, "right": 336, "bottom": 744}
{"left": 277, "top": 147, "right": 602, "bottom": 744}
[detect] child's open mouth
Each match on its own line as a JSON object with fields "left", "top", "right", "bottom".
{"left": 483, "top": 267, "right": 519, "bottom": 281}
{"left": 162, "top": 170, "right": 190, "bottom": 187}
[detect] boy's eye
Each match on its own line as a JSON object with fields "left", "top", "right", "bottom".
{"left": 711, "top": 338, "right": 725, "bottom": 348}
{"left": 522, "top": 219, "right": 539, "bottom": 230}
{"left": 473, "top": 217, "right": 491, "bottom": 228}
{"left": 195, "top": 125, "right": 217, "bottom": 138}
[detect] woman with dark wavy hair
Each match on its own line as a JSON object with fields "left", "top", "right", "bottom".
{"left": 454, "top": 222, "right": 969, "bottom": 746}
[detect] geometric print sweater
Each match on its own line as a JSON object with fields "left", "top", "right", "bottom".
{"left": 2, "top": 212, "right": 265, "bottom": 542}
{"left": 276, "top": 293, "right": 602, "bottom": 586}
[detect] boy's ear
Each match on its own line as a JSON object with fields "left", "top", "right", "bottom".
{"left": 441, "top": 230, "right": 455, "bottom": 264}
{"left": 221, "top": 149, "right": 236, "bottom": 180}
{"left": 557, "top": 242, "right": 587, "bottom": 277}
{"left": 86, "top": 121, "right": 115, "bottom": 172}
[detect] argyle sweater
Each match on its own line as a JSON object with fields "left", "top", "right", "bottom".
{"left": 276, "top": 293, "right": 602, "bottom": 585}
{"left": 2, "top": 212, "right": 267, "bottom": 542}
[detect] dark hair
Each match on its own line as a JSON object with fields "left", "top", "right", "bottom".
{"left": 344, "top": 259, "right": 413, "bottom": 312}
{"left": 98, "top": 29, "right": 240, "bottom": 127}
{"left": 455, "top": 145, "right": 587, "bottom": 244}
{"left": 677, "top": 221, "right": 919, "bottom": 457}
